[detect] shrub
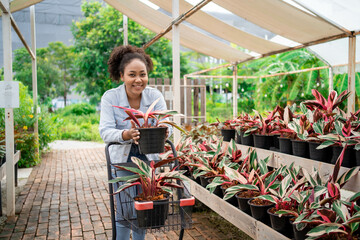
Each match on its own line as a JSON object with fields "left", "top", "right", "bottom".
{"left": 61, "top": 103, "right": 96, "bottom": 116}
{"left": 0, "top": 82, "right": 57, "bottom": 167}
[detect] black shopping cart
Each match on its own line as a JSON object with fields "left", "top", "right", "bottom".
{"left": 106, "top": 140, "right": 194, "bottom": 240}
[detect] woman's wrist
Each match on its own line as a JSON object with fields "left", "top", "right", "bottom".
{"left": 122, "top": 130, "right": 131, "bottom": 141}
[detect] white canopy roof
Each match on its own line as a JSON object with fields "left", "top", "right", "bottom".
{"left": 106, "top": 0, "right": 252, "bottom": 62}
{"left": 105, "top": 0, "right": 359, "bottom": 65}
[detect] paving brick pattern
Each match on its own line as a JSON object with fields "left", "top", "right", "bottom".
{"left": 0, "top": 148, "right": 229, "bottom": 240}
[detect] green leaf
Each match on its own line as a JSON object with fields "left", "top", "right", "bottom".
{"left": 257, "top": 195, "right": 277, "bottom": 204}
{"left": 316, "top": 140, "right": 334, "bottom": 149}
{"left": 332, "top": 200, "right": 348, "bottom": 223}
{"left": 336, "top": 167, "right": 360, "bottom": 187}
{"left": 108, "top": 174, "right": 138, "bottom": 183}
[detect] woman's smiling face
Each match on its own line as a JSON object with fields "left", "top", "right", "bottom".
{"left": 121, "top": 59, "right": 148, "bottom": 98}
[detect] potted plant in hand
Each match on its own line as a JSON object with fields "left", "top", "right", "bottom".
{"left": 110, "top": 156, "right": 190, "bottom": 228}
{"left": 113, "top": 97, "right": 185, "bottom": 154}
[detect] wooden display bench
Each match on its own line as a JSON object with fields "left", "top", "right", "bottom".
{"left": 185, "top": 144, "right": 359, "bottom": 240}
{"left": 0, "top": 150, "right": 21, "bottom": 216}
{"left": 186, "top": 176, "right": 290, "bottom": 240}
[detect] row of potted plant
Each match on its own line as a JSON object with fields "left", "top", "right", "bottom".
{"left": 172, "top": 123, "right": 360, "bottom": 240}
{"left": 218, "top": 89, "right": 360, "bottom": 168}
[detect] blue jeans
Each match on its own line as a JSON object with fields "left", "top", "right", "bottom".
{"left": 112, "top": 144, "right": 147, "bottom": 240}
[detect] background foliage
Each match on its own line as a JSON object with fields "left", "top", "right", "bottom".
{"left": 71, "top": 1, "right": 191, "bottom": 104}
{"left": 0, "top": 82, "right": 57, "bottom": 167}
{"left": 52, "top": 103, "right": 101, "bottom": 142}
{"left": 13, "top": 42, "right": 78, "bottom": 106}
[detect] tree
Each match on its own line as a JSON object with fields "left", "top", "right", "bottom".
{"left": 71, "top": 1, "right": 190, "bottom": 104}
{"left": 13, "top": 43, "right": 79, "bottom": 105}
{"left": 13, "top": 48, "right": 60, "bottom": 103}
{"left": 47, "top": 42, "right": 78, "bottom": 106}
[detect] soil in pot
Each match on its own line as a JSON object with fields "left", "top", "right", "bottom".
{"left": 138, "top": 127, "right": 167, "bottom": 154}
{"left": 291, "top": 139, "right": 309, "bottom": 158}
{"left": 248, "top": 198, "right": 274, "bottom": 226}
{"left": 241, "top": 132, "right": 254, "bottom": 146}
{"left": 135, "top": 195, "right": 170, "bottom": 228}
{"left": 331, "top": 146, "right": 355, "bottom": 168}
{"left": 279, "top": 137, "right": 293, "bottom": 154}
{"left": 267, "top": 207, "right": 294, "bottom": 238}
{"left": 220, "top": 185, "right": 237, "bottom": 207}
{"left": 236, "top": 190, "right": 260, "bottom": 215}
{"left": 289, "top": 218, "right": 312, "bottom": 240}
{"left": 253, "top": 134, "right": 272, "bottom": 150}
{"left": 221, "top": 129, "right": 236, "bottom": 142}
{"left": 308, "top": 141, "right": 332, "bottom": 163}
{"left": 235, "top": 132, "right": 242, "bottom": 144}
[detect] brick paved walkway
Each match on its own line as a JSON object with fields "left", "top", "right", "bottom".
{"left": 0, "top": 147, "right": 231, "bottom": 240}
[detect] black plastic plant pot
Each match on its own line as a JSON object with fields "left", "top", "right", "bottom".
{"left": 207, "top": 178, "right": 223, "bottom": 198}
{"left": 236, "top": 194, "right": 252, "bottom": 215}
{"left": 136, "top": 196, "right": 169, "bottom": 228}
{"left": 279, "top": 137, "right": 293, "bottom": 154}
{"left": 179, "top": 166, "right": 191, "bottom": 178}
{"left": 199, "top": 176, "right": 209, "bottom": 188}
{"left": 291, "top": 140, "right": 309, "bottom": 158}
{"left": 356, "top": 149, "right": 360, "bottom": 167}
{"left": 221, "top": 129, "right": 236, "bottom": 142}
{"left": 248, "top": 199, "right": 274, "bottom": 226}
{"left": 272, "top": 135, "right": 280, "bottom": 150}
{"left": 308, "top": 142, "right": 332, "bottom": 163}
{"left": 290, "top": 220, "right": 312, "bottom": 240}
{"left": 253, "top": 134, "right": 272, "bottom": 150}
{"left": 235, "top": 132, "right": 242, "bottom": 144}
{"left": 220, "top": 186, "right": 237, "bottom": 207}
{"left": 331, "top": 146, "right": 355, "bottom": 168}
{"left": 138, "top": 127, "right": 167, "bottom": 154}
{"left": 193, "top": 175, "right": 202, "bottom": 185}
{"left": 267, "top": 208, "right": 294, "bottom": 238}
{"left": 241, "top": 133, "right": 254, "bottom": 146}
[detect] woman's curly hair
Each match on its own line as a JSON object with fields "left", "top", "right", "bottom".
{"left": 107, "top": 45, "right": 153, "bottom": 82}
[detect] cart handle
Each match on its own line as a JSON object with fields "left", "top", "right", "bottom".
{"left": 180, "top": 197, "right": 195, "bottom": 207}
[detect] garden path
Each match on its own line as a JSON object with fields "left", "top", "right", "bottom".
{"left": 0, "top": 142, "right": 232, "bottom": 240}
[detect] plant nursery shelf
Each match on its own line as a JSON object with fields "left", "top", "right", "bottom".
{"left": 233, "top": 144, "right": 360, "bottom": 193}
{"left": 186, "top": 176, "right": 290, "bottom": 240}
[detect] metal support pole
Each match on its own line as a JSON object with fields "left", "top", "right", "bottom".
{"left": 329, "top": 67, "right": 334, "bottom": 92}
{"left": 2, "top": 0, "right": 15, "bottom": 217}
{"left": 30, "top": 5, "right": 39, "bottom": 160}
{"left": 172, "top": 0, "right": 181, "bottom": 144}
{"left": 347, "top": 36, "right": 356, "bottom": 114}
{"left": 232, "top": 64, "right": 238, "bottom": 119}
{"left": 123, "top": 15, "right": 128, "bottom": 46}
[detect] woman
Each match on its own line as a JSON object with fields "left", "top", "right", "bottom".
{"left": 99, "top": 45, "right": 172, "bottom": 240}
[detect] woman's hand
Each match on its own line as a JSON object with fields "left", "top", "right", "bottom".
{"left": 122, "top": 121, "right": 140, "bottom": 143}
{"left": 158, "top": 124, "right": 169, "bottom": 139}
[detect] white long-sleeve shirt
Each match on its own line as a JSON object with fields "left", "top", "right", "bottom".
{"left": 99, "top": 84, "right": 172, "bottom": 163}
